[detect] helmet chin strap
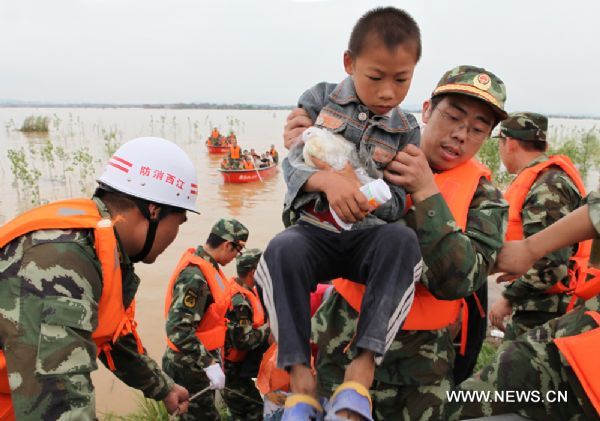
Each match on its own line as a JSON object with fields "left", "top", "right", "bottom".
{"left": 131, "top": 219, "right": 159, "bottom": 263}
{"left": 130, "top": 202, "right": 161, "bottom": 263}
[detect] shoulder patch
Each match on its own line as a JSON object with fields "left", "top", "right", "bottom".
{"left": 183, "top": 289, "right": 199, "bottom": 308}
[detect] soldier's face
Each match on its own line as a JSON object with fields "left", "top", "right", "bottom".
{"left": 343, "top": 38, "right": 417, "bottom": 116}
{"left": 420, "top": 95, "right": 495, "bottom": 171}
{"left": 142, "top": 211, "right": 188, "bottom": 264}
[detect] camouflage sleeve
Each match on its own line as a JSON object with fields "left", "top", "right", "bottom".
{"left": 98, "top": 333, "right": 174, "bottom": 400}
{"left": 225, "top": 293, "right": 270, "bottom": 351}
{"left": 165, "top": 266, "right": 220, "bottom": 368}
{"left": 503, "top": 170, "right": 582, "bottom": 302}
{"left": 587, "top": 191, "right": 600, "bottom": 236}
{"left": 406, "top": 178, "right": 507, "bottom": 299}
{"left": 1, "top": 232, "right": 102, "bottom": 419}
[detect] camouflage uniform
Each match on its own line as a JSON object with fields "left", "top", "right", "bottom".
{"left": 223, "top": 249, "right": 270, "bottom": 421}
{"left": 0, "top": 197, "right": 173, "bottom": 419}
{"left": 162, "top": 218, "right": 249, "bottom": 421}
{"left": 498, "top": 113, "right": 583, "bottom": 340}
{"left": 448, "top": 194, "right": 600, "bottom": 420}
{"left": 311, "top": 66, "right": 509, "bottom": 420}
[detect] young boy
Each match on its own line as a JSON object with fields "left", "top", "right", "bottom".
{"left": 255, "top": 7, "right": 423, "bottom": 420}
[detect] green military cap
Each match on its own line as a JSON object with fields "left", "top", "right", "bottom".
{"left": 211, "top": 218, "right": 249, "bottom": 243}
{"left": 498, "top": 112, "right": 547, "bottom": 142}
{"left": 236, "top": 248, "right": 262, "bottom": 274}
{"left": 432, "top": 65, "right": 508, "bottom": 120}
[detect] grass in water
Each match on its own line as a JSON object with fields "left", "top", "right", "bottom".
{"left": 19, "top": 115, "right": 50, "bottom": 132}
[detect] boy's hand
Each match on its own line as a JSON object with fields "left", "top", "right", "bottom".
{"left": 305, "top": 159, "right": 369, "bottom": 223}
{"left": 384, "top": 145, "right": 439, "bottom": 204}
{"left": 284, "top": 107, "right": 312, "bottom": 149}
{"left": 324, "top": 164, "right": 369, "bottom": 224}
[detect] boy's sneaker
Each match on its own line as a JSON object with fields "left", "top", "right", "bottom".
{"left": 282, "top": 394, "right": 324, "bottom": 421}
{"left": 324, "top": 381, "right": 373, "bottom": 421}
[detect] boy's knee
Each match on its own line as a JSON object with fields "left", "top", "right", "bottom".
{"left": 383, "top": 224, "right": 418, "bottom": 246}
{"left": 265, "top": 228, "right": 311, "bottom": 262}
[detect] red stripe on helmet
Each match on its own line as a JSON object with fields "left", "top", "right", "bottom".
{"left": 109, "top": 162, "right": 129, "bottom": 173}
{"left": 112, "top": 156, "right": 133, "bottom": 167}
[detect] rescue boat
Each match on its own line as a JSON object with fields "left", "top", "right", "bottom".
{"left": 218, "top": 164, "right": 278, "bottom": 183}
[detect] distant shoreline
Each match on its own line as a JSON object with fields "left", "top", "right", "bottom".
{"left": 0, "top": 102, "right": 598, "bottom": 120}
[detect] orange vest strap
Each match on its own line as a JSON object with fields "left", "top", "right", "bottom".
{"left": 554, "top": 311, "right": 600, "bottom": 416}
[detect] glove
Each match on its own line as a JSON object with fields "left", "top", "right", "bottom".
{"left": 203, "top": 363, "right": 225, "bottom": 390}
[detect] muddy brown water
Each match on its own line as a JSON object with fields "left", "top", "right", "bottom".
{"left": 0, "top": 108, "right": 597, "bottom": 415}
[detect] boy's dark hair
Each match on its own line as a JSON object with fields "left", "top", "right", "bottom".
{"left": 348, "top": 7, "right": 421, "bottom": 61}
{"left": 206, "top": 232, "right": 227, "bottom": 248}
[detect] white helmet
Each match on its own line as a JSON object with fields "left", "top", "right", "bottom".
{"left": 97, "top": 137, "right": 199, "bottom": 213}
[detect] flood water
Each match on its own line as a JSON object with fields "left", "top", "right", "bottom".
{"left": 0, "top": 108, "right": 598, "bottom": 415}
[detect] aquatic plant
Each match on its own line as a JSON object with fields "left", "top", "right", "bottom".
{"left": 19, "top": 115, "right": 50, "bottom": 133}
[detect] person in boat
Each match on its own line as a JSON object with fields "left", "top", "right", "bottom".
{"left": 259, "top": 153, "right": 272, "bottom": 168}
{"left": 227, "top": 131, "right": 237, "bottom": 144}
{"left": 243, "top": 157, "right": 256, "bottom": 170}
{"left": 220, "top": 157, "right": 230, "bottom": 170}
{"left": 269, "top": 144, "right": 279, "bottom": 164}
{"left": 228, "top": 139, "right": 242, "bottom": 170}
{"left": 209, "top": 127, "right": 222, "bottom": 146}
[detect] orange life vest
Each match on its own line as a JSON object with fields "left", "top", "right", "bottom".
{"left": 0, "top": 199, "right": 142, "bottom": 420}
{"left": 164, "top": 249, "right": 232, "bottom": 352}
{"left": 504, "top": 155, "right": 592, "bottom": 301}
{"left": 243, "top": 160, "right": 254, "bottom": 170}
{"left": 256, "top": 343, "right": 290, "bottom": 396}
{"left": 211, "top": 129, "right": 220, "bottom": 138}
{"left": 229, "top": 145, "right": 241, "bottom": 160}
{"left": 333, "top": 159, "right": 490, "bottom": 348}
{"left": 225, "top": 281, "right": 266, "bottom": 362}
{"left": 554, "top": 310, "right": 600, "bottom": 416}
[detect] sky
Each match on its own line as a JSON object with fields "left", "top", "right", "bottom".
{"left": 1, "top": 0, "right": 599, "bottom": 116}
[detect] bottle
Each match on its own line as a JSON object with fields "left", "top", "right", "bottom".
{"left": 330, "top": 179, "right": 392, "bottom": 230}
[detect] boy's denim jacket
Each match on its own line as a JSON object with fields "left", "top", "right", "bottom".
{"left": 283, "top": 77, "right": 420, "bottom": 228}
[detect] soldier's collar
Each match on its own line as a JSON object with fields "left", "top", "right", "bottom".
{"left": 196, "top": 245, "right": 220, "bottom": 269}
